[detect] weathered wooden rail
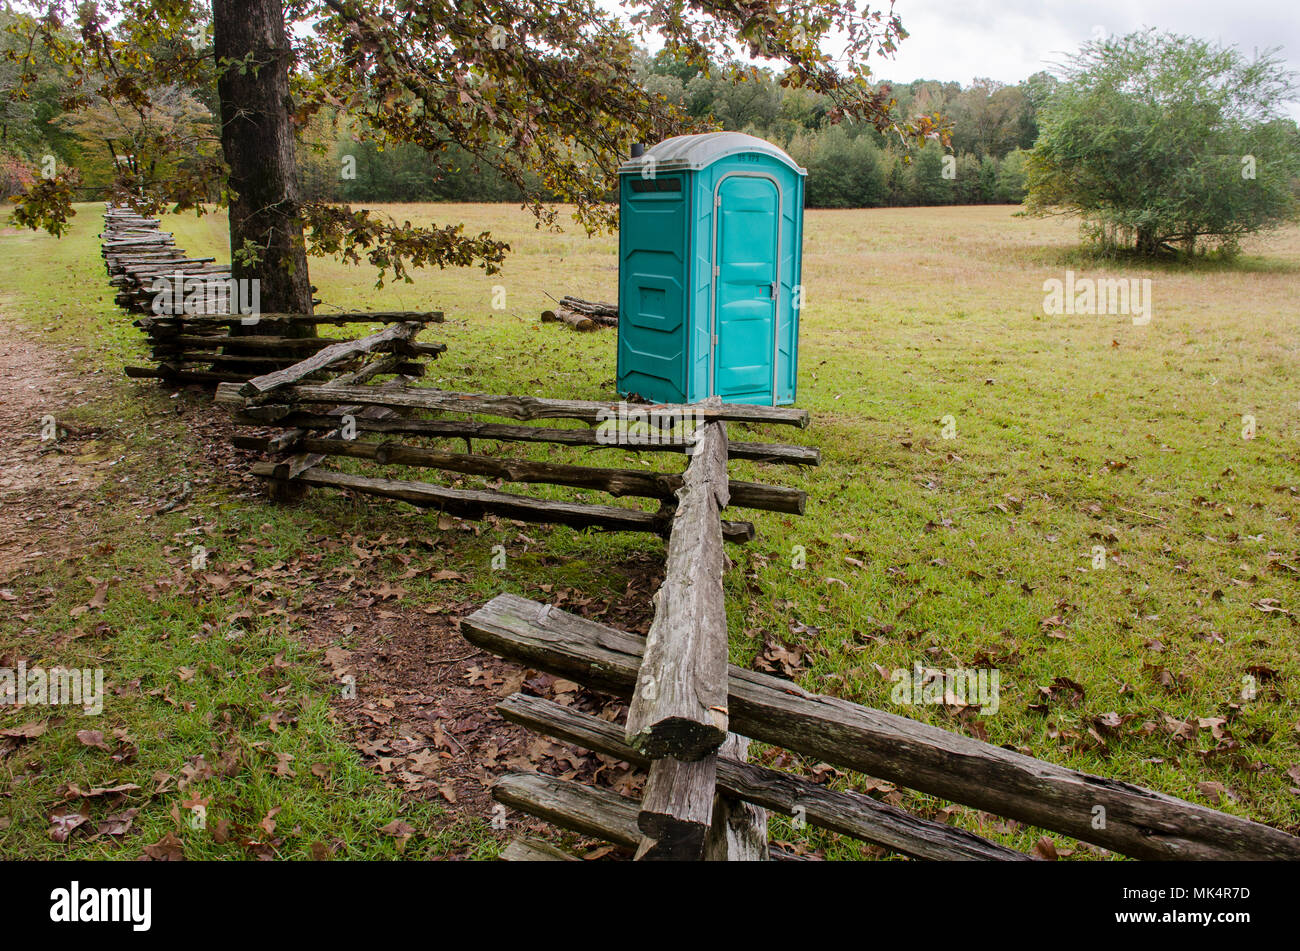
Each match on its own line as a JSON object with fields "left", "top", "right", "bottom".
{"left": 102, "top": 204, "right": 446, "bottom": 386}
{"left": 457, "top": 402, "right": 1300, "bottom": 861}
{"left": 218, "top": 359, "right": 816, "bottom": 544}
{"left": 465, "top": 594, "right": 1300, "bottom": 861}
{"left": 102, "top": 204, "right": 229, "bottom": 319}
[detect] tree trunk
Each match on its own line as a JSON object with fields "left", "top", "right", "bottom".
{"left": 212, "top": 0, "right": 314, "bottom": 320}
{"left": 1135, "top": 226, "right": 1161, "bottom": 257}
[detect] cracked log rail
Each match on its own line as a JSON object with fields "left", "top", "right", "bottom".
{"left": 625, "top": 404, "right": 731, "bottom": 759}
{"left": 226, "top": 414, "right": 819, "bottom": 466}
{"left": 242, "top": 383, "right": 810, "bottom": 428}
{"left": 241, "top": 436, "right": 805, "bottom": 514}
{"left": 222, "top": 370, "right": 816, "bottom": 545}
{"left": 492, "top": 772, "right": 807, "bottom": 861}
{"left": 498, "top": 693, "right": 1032, "bottom": 861}
{"left": 620, "top": 405, "right": 736, "bottom": 857}
{"left": 261, "top": 467, "right": 758, "bottom": 543}
{"left": 462, "top": 593, "right": 1300, "bottom": 861}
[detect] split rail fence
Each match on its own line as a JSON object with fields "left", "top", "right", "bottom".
{"left": 218, "top": 373, "right": 815, "bottom": 538}
{"left": 102, "top": 203, "right": 229, "bottom": 317}
{"left": 460, "top": 412, "right": 1300, "bottom": 861}
{"left": 101, "top": 204, "right": 445, "bottom": 386}
{"left": 194, "top": 236, "right": 1300, "bottom": 863}
{"left": 467, "top": 605, "right": 1300, "bottom": 861}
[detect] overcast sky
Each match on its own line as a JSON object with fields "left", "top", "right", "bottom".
{"left": 863, "top": 0, "right": 1300, "bottom": 116}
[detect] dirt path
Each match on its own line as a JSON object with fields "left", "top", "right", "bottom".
{"left": 297, "top": 569, "right": 658, "bottom": 823}
{"left": 0, "top": 320, "right": 661, "bottom": 848}
{"left": 0, "top": 331, "right": 116, "bottom": 583}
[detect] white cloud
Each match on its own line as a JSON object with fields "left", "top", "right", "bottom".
{"left": 872, "top": 0, "right": 1299, "bottom": 116}
{"left": 617, "top": 0, "right": 1300, "bottom": 116}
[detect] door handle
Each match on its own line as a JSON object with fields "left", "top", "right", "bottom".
{"left": 769, "top": 282, "right": 777, "bottom": 300}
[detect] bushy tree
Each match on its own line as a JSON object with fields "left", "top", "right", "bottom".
{"left": 907, "top": 141, "right": 947, "bottom": 204}
{"left": 883, "top": 151, "right": 909, "bottom": 206}
{"left": 1026, "top": 30, "right": 1300, "bottom": 256}
{"left": 994, "top": 148, "right": 1028, "bottom": 203}
{"left": 949, "top": 78, "right": 1028, "bottom": 158}
{"left": 685, "top": 68, "right": 783, "bottom": 130}
{"left": 791, "top": 125, "right": 885, "bottom": 207}
{"left": 952, "top": 152, "right": 982, "bottom": 203}
{"left": 52, "top": 86, "right": 218, "bottom": 199}
{"left": 0, "top": 152, "right": 35, "bottom": 196}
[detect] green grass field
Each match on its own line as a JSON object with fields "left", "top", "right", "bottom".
{"left": 1, "top": 201, "right": 1297, "bottom": 859}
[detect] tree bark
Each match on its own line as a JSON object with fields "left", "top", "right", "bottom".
{"left": 1135, "top": 226, "right": 1161, "bottom": 257}
{"left": 212, "top": 0, "right": 314, "bottom": 319}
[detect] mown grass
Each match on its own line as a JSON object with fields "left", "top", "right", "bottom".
{"left": 2, "top": 200, "right": 1298, "bottom": 860}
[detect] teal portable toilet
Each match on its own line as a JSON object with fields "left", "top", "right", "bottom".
{"left": 616, "top": 132, "right": 806, "bottom": 406}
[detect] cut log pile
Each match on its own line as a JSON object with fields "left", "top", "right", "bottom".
{"left": 101, "top": 204, "right": 447, "bottom": 386}
{"left": 540, "top": 296, "right": 617, "bottom": 331}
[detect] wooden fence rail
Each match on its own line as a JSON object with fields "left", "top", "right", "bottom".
{"left": 497, "top": 693, "right": 1032, "bottom": 861}
{"left": 463, "top": 593, "right": 1300, "bottom": 861}
{"left": 225, "top": 413, "right": 819, "bottom": 465}
{"left": 233, "top": 383, "right": 810, "bottom": 428}
{"left": 220, "top": 344, "right": 815, "bottom": 547}
{"left": 102, "top": 204, "right": 445, "bottom": 386}
{"left": 625, "top": 406, "right": 732, "bottom": 759}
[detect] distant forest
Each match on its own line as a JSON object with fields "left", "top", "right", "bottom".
{"left": 2, "top": 16, "right": 1047, "bottom": 209}
{"left": 299, "top": 51, "right": 1049, "bottom": 207}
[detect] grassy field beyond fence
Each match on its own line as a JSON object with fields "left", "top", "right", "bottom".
{"left": 1, "top": 201, "right": 1297, "bottom": 859}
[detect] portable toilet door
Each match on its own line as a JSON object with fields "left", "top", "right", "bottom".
{"left": 617, "top": 132, "right": 805, "bottom": 407}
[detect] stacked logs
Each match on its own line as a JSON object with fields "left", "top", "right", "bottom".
{"left": 540, "top": 296, "right": 618, "bottom": 331}
{"left": 126, "top": 311, "right": 447, "bottom": 386}
{"left": 101, "top": 205, "right": 448, "bottom": 386}
{"left": 102, "top": 204, "right": 230, "bottom": 315}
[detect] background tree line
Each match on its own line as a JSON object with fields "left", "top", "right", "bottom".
{"left": 298, "top": 51, "right": 1046, "bottom": 206}
{"left": 0, "top": 8, "right": 220, "bottom": 207}
{"left": 2, "top": 12, "right": 1041, "bottom": 210}
{"left": 7, "top": 9, "right": 1296, "bottom": 259}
